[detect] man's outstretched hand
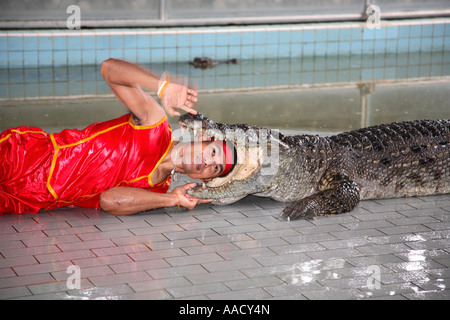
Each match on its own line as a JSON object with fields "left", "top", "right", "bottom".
{"left": 161, "top": 82, "right": 198, "bottom": 117}
{"left": 172, "top": 183, "right": 212, "bottom": 210}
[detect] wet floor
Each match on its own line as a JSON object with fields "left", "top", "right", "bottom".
{"left": 1, "top": 188, "right": 449, "bottom": 300}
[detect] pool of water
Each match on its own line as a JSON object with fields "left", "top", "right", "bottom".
{"left": 1, "top": 76, "right": 449, "bottom": 135}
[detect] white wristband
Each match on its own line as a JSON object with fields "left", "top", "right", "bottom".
{"left": 157, "top": 80, "right": 168, "bottom": 97}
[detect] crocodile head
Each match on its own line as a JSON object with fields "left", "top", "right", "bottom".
{"left": 178, "top": 113, "right": 289, "bottom": 204}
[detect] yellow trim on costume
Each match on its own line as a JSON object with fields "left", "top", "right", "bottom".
{"left": 57, "top": 121, "right": 129, "bottom": 150}
{"left": 0, "top": 129, "right": 47, "bottom": 144}
{"left": 121, "top": 176, "right": 145, "bottom": 185}
{"left": 128, "top": 116, "right": 168, "bottom": 130}
{"left": 148, "top": 140, "right": 173, "bottom": 187}
{"left": 0, "top": 133, "right": 11, "bottom": 144}
{"left": 10, "top": 129, "right": 47, "bottom": 135}
{"left": 47, "top": 134, "right": 60, "bottom": 200}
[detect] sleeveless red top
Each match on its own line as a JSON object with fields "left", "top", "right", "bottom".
{"left": 0, "top": 114, "right": 173, "bottom": 214}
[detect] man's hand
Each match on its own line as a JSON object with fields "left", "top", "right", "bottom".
{"left": 161, "top": 82, "right": 198, "bottom": 117}
{"left": 172, "top": 183, "right": 212, "bottom": 210}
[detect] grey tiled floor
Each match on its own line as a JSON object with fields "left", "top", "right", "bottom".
{"left": 1, "top": 192, "right": 449, "bottom": 300}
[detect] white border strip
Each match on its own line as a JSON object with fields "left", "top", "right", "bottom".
{"left": 1, "top": 18, "right": 449, "bottom": 38}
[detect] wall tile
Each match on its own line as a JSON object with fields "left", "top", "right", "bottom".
{"left": 0, "top": 36, "right": 7, "bottom": 51}
{"left": 24, "top": 36, "right": 38, "bottom": 51}
{"left": 53, "top": 36, "right": 67, "bottom": 51}
{"left": 39, "top": 82, "right": 54, "bottom": 97}
{"left": 96, "top": 50, "right": 110, "bottom": 65}
{"left": 67, "top": 36, "right": 81, "bottom": 49}
{"left": 82, "top": 50, "right": 96, "bottom": 64}
{"left": 303, "top": 29, "right": 314, "bottom": 43}
{"left": 0, "top": 52, "right": 8, "bottom": 68}
{"left": 96, "top": 35, "right": 109, "bottom": 50}
{"left": 82, "top": 36, "right": 96, "bottom": 50}
{"left": 110, "top": 36, "right": 123, "bottom": 50}
{"left": 137, "top": 34, "right": 151, "bottom": 49}
{"left": 39, "top": 51, "right": 53, "bottom": 67}
{"left": 177, "top": 33, "right": 190, "bottom": 47}
{"left": 124, "top": 34, "right": 137, "bottom": 49}
{"left": 67, "top": 49, "right": 81, "bottom": 65}
{"left": 8, "top": 36, "right": 23, "bottom": 52}
{"left": 23, "top": 51, "right": 38, "bottom": 68}
{"left": 386, "top": 26, "right": 398, "bottom": 39}
{"left": 241, "top": 32, "right": 253, "bottom": 45}
{"left": 229, "top": 32, "right": 241, "bottom": 46}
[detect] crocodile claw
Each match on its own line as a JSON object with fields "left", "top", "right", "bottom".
{"left": 280, "top": 200, "right": 318, "bottom": 220}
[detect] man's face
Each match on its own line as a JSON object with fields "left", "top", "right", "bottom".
{"left": 181, "top": 141, "right": 227, "bottom": 180}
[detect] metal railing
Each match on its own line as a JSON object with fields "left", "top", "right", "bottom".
{"left": 0, "top": 0, "right": 449, "bottom": 29}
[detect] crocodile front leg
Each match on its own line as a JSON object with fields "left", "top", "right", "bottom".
{"left": 280, "top": 172, "right": 360, "bottom": 220}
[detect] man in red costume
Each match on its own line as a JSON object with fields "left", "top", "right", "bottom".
{"left": 0, "top": 58, "right": 235, "bottom": 215}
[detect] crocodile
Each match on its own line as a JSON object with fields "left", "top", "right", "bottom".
{"left": 189, "top": 57, "right": 238, "bottom": 69}
{"left": 178, "top": 113, "right": 450, "bottom": 220}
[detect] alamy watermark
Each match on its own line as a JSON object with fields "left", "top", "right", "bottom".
{"left": 66, "top": 5, "right": 81, "bottom": 30}
{"left": 366, "top": 265, "right": 381, "bottom": 290}
{"left": 66, "top": 265, "right": 81, "bottom": 289}
{"left": 366, "top": 5, "right": 381, "bottom": 30}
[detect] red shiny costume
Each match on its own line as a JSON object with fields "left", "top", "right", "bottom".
{"left": 0, "top": 114, "right": 173, "bottom": 214}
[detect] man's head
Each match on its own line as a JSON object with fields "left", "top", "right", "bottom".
{"left": 176, "top": 140, "right": 236, "bottom": 181}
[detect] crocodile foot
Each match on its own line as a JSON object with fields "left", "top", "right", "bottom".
{"left": 281, "top": 199, "right": 319, "bottom": 220}
{"left": 281, "top": 171, "right": 361, "bottom": 220}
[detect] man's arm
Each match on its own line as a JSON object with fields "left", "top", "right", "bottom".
{"left": 99, "top": 184, "right": 212, "bottom": 216}
{"left": 99, "top": 187, "right": 178, "bottom": 215}
{"left": 100, "top": 58, "right": 198, "bottom": 126}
